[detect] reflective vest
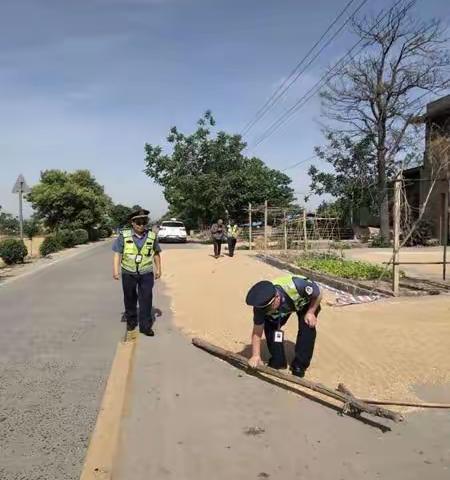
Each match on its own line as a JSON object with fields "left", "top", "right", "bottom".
{"left": 121, "top": 229, "right": 156, "bottom": 274}
{"left": 227, "top": 225, "right": 238, "bottom": 238}
{"left": 272, "top": 275, "right": 310, "bottom": 311}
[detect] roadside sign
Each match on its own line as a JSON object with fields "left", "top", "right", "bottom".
{"left": 12, "top": 174, "right": 31, "bottom": 194}
{"left": 12, "top": 174, "right": 31, "bottom": 240}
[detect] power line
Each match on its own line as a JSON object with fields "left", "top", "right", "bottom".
{"left": 281, "top": 154, "right": 317, "bottom": 171}
{"left": 240, "top": 0, "right": 369, "bottom": 137}
{"left": 249, "top": 0, "right": 418, "bottom": 151}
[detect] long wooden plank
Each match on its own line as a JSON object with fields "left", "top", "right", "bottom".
{"left": 192, "top": 337, "right": 403, "bottom": 423}
{"left": 337, "top": 384, "right": 450, "bottom": 409}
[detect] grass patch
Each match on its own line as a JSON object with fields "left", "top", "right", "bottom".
{"left": 295, "top": 252, "right": 394, "bottom": 280}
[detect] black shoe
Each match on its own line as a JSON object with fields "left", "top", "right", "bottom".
{"left": 290, "top": 366, "right": 306, "bottom": 378}
{"left": 268, "top": 359, "right": 287, "bottom": 370}
{"left": 141, "top": 328, "right": 155, "bottom": 337}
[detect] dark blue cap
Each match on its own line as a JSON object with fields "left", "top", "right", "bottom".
{"left": 129, "top": 209, "right": 150, "bottom": 221}
{"left": 246, "top": 280, "right": 276, "bottom": 308}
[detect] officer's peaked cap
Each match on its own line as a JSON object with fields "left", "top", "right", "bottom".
{"left": 246, "top": 280, "right": 276, "bottom": 308}
{"left": 129, "top": 209, "right": 150, "bottom": 221}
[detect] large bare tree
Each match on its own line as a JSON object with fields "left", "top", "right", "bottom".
{"left": 320, "top": 0, "right": 449, "bottom": 241}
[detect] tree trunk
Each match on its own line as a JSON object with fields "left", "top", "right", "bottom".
{"left": 377, "top": 140, "right": 390, "bottom": 243}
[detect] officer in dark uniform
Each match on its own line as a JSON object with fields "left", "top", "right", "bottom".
{"left": 245, "top": 275, "right": 321, "bottom": 377}
{"left": 113, "top": 209, "right": 162, "bottom": 337}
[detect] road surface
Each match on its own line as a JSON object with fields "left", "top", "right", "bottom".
{"left": 0, "top": 241, "right": 194, "bottom": 479}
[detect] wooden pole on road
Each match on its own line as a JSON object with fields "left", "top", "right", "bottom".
{"left": 192, "top": 337, "right": 403, "bottom": 423}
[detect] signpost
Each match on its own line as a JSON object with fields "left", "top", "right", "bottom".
{"left": 12, "top": 174, "right": 31, "bottom": 240}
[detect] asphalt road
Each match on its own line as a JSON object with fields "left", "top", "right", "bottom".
{"left": 0, "top": 241, "right": 195, "bottom": 480}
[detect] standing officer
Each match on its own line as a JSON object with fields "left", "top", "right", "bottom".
{"left": 112, "top": 209, "right": 162, "bottom": 337}
{"left": 245, "top": 275, "right": 321, "bottom": 377}
{"left": 226, "top": 220, "right": 239, "bottom": 257}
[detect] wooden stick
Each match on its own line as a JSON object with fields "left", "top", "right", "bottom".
{"left": 192, "top": 338, "right": 403, "bottom": 423}
{"left": 338, "top": 384, "right": 450, "bottom": 409}
{"left": 360, "top": 399, "right": 450, "bottom": 409}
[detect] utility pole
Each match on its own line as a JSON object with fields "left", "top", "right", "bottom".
{"left": 248, "top": 203, "right": 252, "bottom": 251}
{"left": 12, "top": 174, "right": 31, "bottom": 241}
{"left": 392, "top": 174, "right": 402, "bottom": 296}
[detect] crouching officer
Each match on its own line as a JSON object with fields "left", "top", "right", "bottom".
{"left": 112, "top": 209, "right": 162, "bottom": 336}
{"left": 245, "top": 275, "right": 321, "bottom": 377}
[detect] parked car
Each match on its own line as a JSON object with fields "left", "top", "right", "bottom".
{"left": 157, "top": 219, "right": 187, "bottom": 243}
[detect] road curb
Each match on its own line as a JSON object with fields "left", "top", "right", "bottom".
{"left": 79, "top": 338, "right": 137, "bottom": 480}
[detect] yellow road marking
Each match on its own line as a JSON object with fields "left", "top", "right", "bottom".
{"left": 79, "top": 334, "right": 137, "bottom": 480}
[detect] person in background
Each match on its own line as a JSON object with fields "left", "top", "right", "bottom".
{"left": 210, "top": 219, "right": 225, "bottom": 258}
{"left": 113, "top": 209, "right": 162, "bottom": 338}
{"left": 226, "top": 220, "right": 239, "bottom": 257}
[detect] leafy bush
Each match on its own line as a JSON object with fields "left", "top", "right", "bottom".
{"left": 295, "top": 252, "right": 392, "bottom": 280}
{"left": 0, "top": 238, "right": 28, "bottom": 265}
{"left": 56, "top": 229, "right": 77, "bottom": 248}
{"left": 407, "top": 218, "right": 434, "bottom": 246}
{"left": 73, "top": 229, "right": 89, "bottom": 245}
{"left": 39, "top": 235, "right": 62, "bottom": 257}
{"left": 370, "top": 234, "right": 391, "bottom": 248}
{"left": 99, "top": 226, "right": 113, "bottom": 238}
{"left": 329, "top": 241, "right": 352, "bottom": 250}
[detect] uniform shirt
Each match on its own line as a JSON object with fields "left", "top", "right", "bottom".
{"left": 112, "top": 229, "right": 161, "bottom": 275}
{"left": 253, "top": 277, "right": 320, "bottom": 326}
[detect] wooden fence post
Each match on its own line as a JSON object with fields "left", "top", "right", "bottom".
{"left": 303, "top": 209, "right": 308, "bottom": 252}
{"left": 392, "top": 174, "right": 402, "bottom": 296}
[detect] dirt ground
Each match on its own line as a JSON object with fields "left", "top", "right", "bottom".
{"left": 162, "top": 245, "right": 450, "bottom": 406}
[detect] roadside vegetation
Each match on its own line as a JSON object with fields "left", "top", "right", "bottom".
{"left": 295, "top": 252, "right": 396, "bottom": 281}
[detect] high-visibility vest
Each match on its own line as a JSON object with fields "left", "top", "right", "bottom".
{"left": 227, "top": 224, "right": 238, "bottom": 238}
{"left": 272, "top": 275, "right": 310, "bottom": 311}
{"left": 121, "top": 229, "right": 156, "bottom": 274}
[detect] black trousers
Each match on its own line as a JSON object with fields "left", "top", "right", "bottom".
{"left": 213, "top": 239, "right": 222, "bottom": 257}
{"left": 264, "top": 305, "right": 320, "bottom": 370}
{"left": 122, "top": 272, "right": 154, "bottom": 333}
{"left": 227, "top": 237, "right": 237, "bottom": 257}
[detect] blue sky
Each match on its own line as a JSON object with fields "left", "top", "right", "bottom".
{"left": 0, "top": 0, "right": 449, "bottom": 219}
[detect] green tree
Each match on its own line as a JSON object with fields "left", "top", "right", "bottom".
{"left": 27, "top": 170, "right": 112, "bottom": 232}
{"left": 0, "top": 207, "right": 19, "bottom": 235}
{"left": 308, "top": 133, "right": 378, "bottom": 225}
{"left": 110, "top": 204, "right": 143, "bottom": 228}
{"left": 144, "top": 112, "right": 294, "bottom": 228}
